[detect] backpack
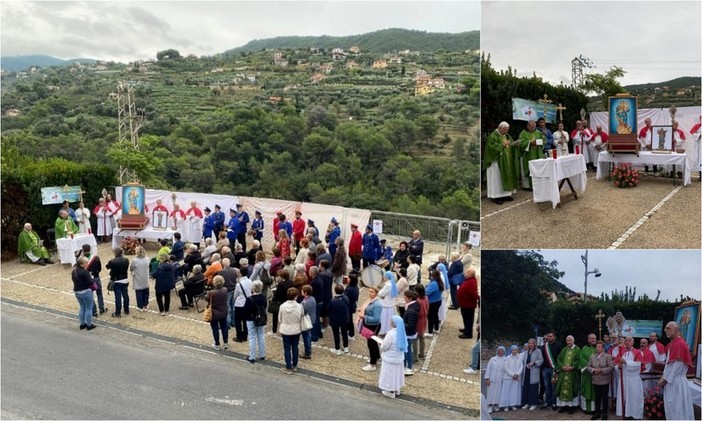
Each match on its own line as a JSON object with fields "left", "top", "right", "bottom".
{"left": 259, "top": 265, "right": 272, "bottom": 287}
{"left": 252, "top": 297, "right": 268, "bottom": 327}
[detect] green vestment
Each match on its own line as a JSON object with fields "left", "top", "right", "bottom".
{"left": 483, "top": 129, "right": 518, "bottom": 191}
{"left": 518, "top": 129, "right": 546, "bottom": 189}
{"left": 18, "top": 230, "right": 50, "bottom": 261}
{"left": 55, "top": 217, "right": 79, "bottom": 240}
{"left": 579, "top": 344, "right": 596, "bottom": 410}
{"left": 556, "top": 345, "right": 581, "bottom": 403}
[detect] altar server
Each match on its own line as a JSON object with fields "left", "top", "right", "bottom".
{"left": 614, "top": 336, "right": 644, "bottom": 420}
{"left": 658, "top": 321, "right": 694, "bottom": 420}
{"left": 185, "top": 201, "right": 203, "bottom": 246}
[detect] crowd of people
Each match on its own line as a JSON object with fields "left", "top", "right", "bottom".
{"left": 482, "top": 325, "right": 695, "bottom": 420}
{"left": 65, "top": 210, "right": 478, "bottom": 399}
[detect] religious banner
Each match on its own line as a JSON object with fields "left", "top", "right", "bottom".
{"left": 468, "top": 230, "right": 481, "bottom": 247}
{"left": 41, "top": 185, "right": 82, "bottom": 205}
{"left": 512, "top": 98, "right": 557, "bottom": 123}
{"left": 620, "top": 320, "right": 662, "bottom": 338}
{"left": 372, "top": 219, "right": 383, "bottom": 235}
{"left": 608, "top": 95, "right": 637, "bottom": 135}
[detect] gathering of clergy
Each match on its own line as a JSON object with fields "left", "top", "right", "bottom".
{"left": 484, "top": 115, "right": 701, "bottom": 205}
{"left": 482, "top": 322, "right": 694, "bottom": 420}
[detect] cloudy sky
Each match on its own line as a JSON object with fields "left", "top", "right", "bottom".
{"left": 536, "top": 249, "right": 701, "bottom": 303}
{"left": 482, "top": 1, "right": 701, "bottom": 86}
{"left": 1, "top": 1, "right": 480, "bottom": 63}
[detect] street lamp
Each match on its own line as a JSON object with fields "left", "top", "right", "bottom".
{"left": 581, "top": 250, "right": 602, "bottom": 301}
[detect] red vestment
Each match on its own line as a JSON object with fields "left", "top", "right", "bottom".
{"left": 666, "top": 336, "right": 692, "bottom": 366}
{"left": 292, "top": 218, "right": 306, "bottom": 241}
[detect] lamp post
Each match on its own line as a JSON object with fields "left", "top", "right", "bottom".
{"left": 581, "top": 250, "right": 602, "bottom": 301}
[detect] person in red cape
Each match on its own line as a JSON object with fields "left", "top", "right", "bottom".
{"left": 658, "top": 321, "right": 693, "bottom": 420}
{"left": 614, "top": 336, "right": 644, "bottom": 419}
{"left": 637, "top": 118, "right": 658, "bottom": 174}
{"left": 348, "top": 223, "right": 362, "bottom": 272}
{"left": 648, "top": 331, "right": 667, "bottom": 363}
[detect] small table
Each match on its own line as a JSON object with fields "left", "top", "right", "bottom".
{"left": 597, "top": 151, "right": 690, "bottom": 186}
{"left": 56, "top": 234, "right": 98, "bottom": 264}
{"left": 112, "top": 226, "right": 177, "bottom": 249}
{"left": 529, "top": 154, "right": 587, "bottom": 209}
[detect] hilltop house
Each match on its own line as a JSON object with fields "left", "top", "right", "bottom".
{"left": 319, "top": 63, "right": 334, "bottom": 73}
{"left": 311, "top": 73, "right": 326, "bottom": 84}
{"left": 428, "top": 77, "right": 445, "bottom": 89}
{"left": 414, "top": 85, "right": 433, "bottom": 96}
{"left": 5, "top": 108, "right": 22, "bottom": 117}
{"left": 372, "top": 59, "right": 388, "bottom": 69}
{"left": 345, "top": 61, "right": 359, "bottom": 69}
{"left": 349, "top": 45, "right": 361, "bottom": 54}
{"left": 332, "top": 48, "right": 346, "bottom": 61}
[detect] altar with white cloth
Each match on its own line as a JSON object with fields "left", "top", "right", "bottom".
{"left": 528, "top": 154, "right": 587, "bottom": 209}
{"left": 56, "top": 234, "right": 98, "bottom": 264}
{"left": 111, "top": 227, "right": 177, "bottom": 249}
{"left": 596, "top": 151, "right": 690, "bottom": 186}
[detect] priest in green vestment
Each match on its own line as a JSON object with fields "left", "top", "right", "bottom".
{"left": 579, "top": 333, "right": 597, "bottom": 413}
{"left": 556, "top": 335, "right": 581, "bottom": 413}
{"left": 483, "top": 121, "right": 519, "bottom": 205}
{"left": 55, "top": 210, "right": 79, "bottom": 240}
{"left": 518, "top": 120, "right": 546, "bottom": 190}
{"left": 18, "top": 223, "right": 53, "bottom": 265}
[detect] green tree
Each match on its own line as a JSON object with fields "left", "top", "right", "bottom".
{"left": 106, "top": 135, "right": 165, "bottom": 185}
{"left": 156, "top": 49, "right": 182, "bottom": 61}
{"left": 415, "top": 115, "right": 440, "bottom": 145}
{"left": 581, "top": 66, "right": 626, "bottom": 110}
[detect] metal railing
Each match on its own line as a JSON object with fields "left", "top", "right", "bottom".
{"left": 369, "top": 210, "right": 480, "bottom": 257}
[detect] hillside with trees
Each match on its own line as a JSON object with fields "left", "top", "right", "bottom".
{"left": 225, "top": 28, "right": 479, "bottom": 54}
{"left": 1, "top": 30, "right": 480, "bottom": 251}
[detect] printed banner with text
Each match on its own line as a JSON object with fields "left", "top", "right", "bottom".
{"left": 512, "top": 98, "right": 557, "bottom": 123}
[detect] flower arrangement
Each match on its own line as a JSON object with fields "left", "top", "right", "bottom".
{"left": 644, "top": 386, "right": 665, "bottom": 420}
{"left": 121, "top": 236, "right": 139, "bottom": 255}
{"left": 612, "top": 162, "right": 639, "bottom": 188}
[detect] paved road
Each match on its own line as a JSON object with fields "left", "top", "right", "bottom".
{"left": 0, "top": 303, "right": 463, "bottom": 419}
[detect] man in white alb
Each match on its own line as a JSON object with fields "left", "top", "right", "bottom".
{"left": 658, "top": 321, "right": 694, "bottom": 420}
{"left": 615, "top": 336, "right": 643, "bottom": 420}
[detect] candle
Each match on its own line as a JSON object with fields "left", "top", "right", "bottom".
{"left": 551, "top": 149, "right": 558, "bottom": 159}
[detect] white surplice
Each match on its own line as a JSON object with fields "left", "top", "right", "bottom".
{"left": 615, "top": 349, "right": 643, "bottom": 419}
{"left": 662, "top": 359, "right": 694, "bottom": 420}
{"left": 75, "top": 207, "right": 91, "bottom": 234}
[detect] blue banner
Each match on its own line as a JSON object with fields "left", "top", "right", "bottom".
{"left": 621, "top": 320, "right": 662, "bottom": 338}
{"left": 41, "top": 186, "right": 82, "bottom": 205}
{"left": 512, "top": 98, "right": 557, "bottom": 123}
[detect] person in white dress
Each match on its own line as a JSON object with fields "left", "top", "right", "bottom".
{"left": 378, "top": 315, "right": 407, "bottom": 399}
{"left": 185, "top": 201, "right": 203, "bottom": 246}
{"left": 570, "top": 120, "right": 592, "bottom": 162}
{"left": 170, "top": 203, "right": 186, "bottom": 235}
{"left": 658, "top": 321, "right": 694, "bottom": 420}
{"left": 437, "top": 258, "right": 450, "bottom": 329}
{"left": 553, "top": 123, "right": 569, "bottom": 157}
{"left": 377, "top": 271, "right": 398, "bottom": 335}
{"left": 484, "top": 346, "right": 506, "bottom": 413}
{"left": 499, "top": 345, "right": 524, "bottom": 411}
{"left": 74, "top": 202, "right": 91, "bottom": 235}
{"left": 615, "top": 336, "right": 644, "bottom": 420}
{"left": 93, "top": 198, "right": 113, "bottom": 242}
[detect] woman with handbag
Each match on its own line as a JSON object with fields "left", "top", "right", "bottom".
{"left": 278, "top": 287, "right": 304, "bottom": 374}
{"left": 269, "top": 270, "right": 292, "bottom": 334}
{"left": 72, "top": 256, "right": 96, "bottom": 330}
{"left": 243, "top": 280, "right": 267, "bottom": 363}
{"left": 300, "top": 284, "right": 316, "bottom": 359}
{"left": 205, "top": 275, "right": 229, "bottom": 350}
{"left": 358, "top": 286, "right": 382, "bottom": 372}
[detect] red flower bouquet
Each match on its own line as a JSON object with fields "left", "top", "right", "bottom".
{"left": 612, "top": 162, "right": 639, "bottom": 188}
{"left": 643, "top": 386, "right": 665, "bottom": 420}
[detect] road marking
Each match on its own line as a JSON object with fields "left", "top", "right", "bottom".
{"left": 421, "top": 334, "right": 439, "bottom": 371}
{"left": 481, "top": 198, "right": 533, "bottom": 219}
{"left": 1, "top": 277, "right": 75, "bottom": 296}
{"left": 607, "top": 185, "right": 682, "bottom": 249}
{"left": 204, "top": 396, "right": 244, "bottom": 406}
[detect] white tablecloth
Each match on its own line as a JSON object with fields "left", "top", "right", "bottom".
{"left": 596, "top": 151, "right": 690, "bottom": 186}
{"left": 529, "top": 154, "right": 587, "bottom": 209}
{"left": 112, "top": 227, "right": 177, "bottom": 249}
{"left": 56, "top": 234, "right": 98, "bottom": 264}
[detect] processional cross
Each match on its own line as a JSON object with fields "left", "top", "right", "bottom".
{"left": 595, "top": 309, "right": 606, "bottom": 340}
{"left": 537, "top": 94, "right": 553, "bottom": 120}
{"left": 556, "top": 103, "right": 567, "bottom": 123}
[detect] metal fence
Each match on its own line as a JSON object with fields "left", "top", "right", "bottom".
{"left": 369, "top": 210, "right": 480, "bottom": 257}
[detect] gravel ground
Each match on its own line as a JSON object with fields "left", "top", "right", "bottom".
{"left": 1, "top": 242, "right": 480, "bottom": 413}
{"left": 481, "top": 171, "right": 701, "bottom": 249}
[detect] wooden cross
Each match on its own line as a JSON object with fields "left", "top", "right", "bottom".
{"left": 537, "top": 94, "right": 553, "bottom": 121}
{"left": 556, "top": 103, "right": 567, "bottom": 123}
{"left": 78, "top": 188, "right": 86, "bottom": 204}
{"left": 595, "top": 309, "right": 606, "bottom": 340}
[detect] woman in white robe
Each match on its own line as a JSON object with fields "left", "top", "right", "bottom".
{"left": 378, "top": 315, "right": 407, "bottom": 399}
{"left": 499, "top": 345, "right": 524, "bottom": 411}
{"left": 484, "top": 346, "right": 506, "bottom": 413}
{"left": 377, "top": 271, "right": 397, "bottom": 335}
